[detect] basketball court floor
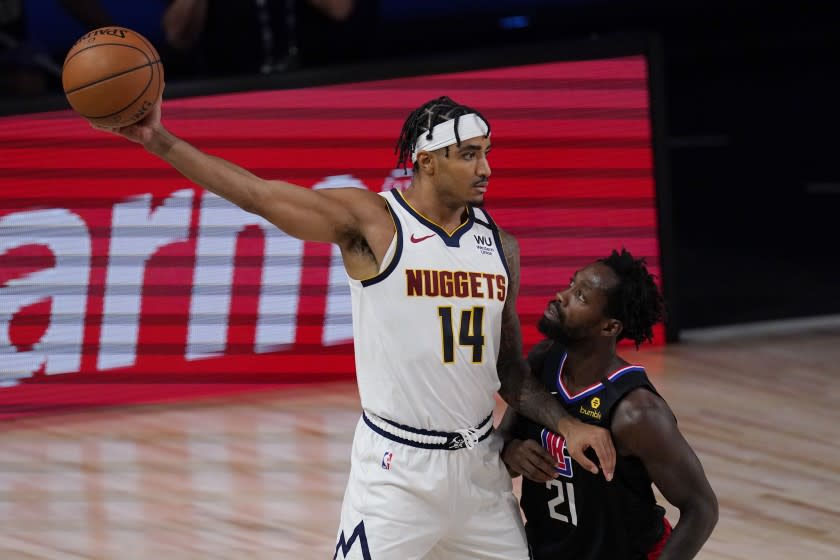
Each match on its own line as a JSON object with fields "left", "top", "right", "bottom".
{"left": 0, "top": 324, "right": 838, "bottom": 559}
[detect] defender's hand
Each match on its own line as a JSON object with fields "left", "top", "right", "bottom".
{"left": 564, "top": 421, "right": 615, "bottom": 481}
{"left": 501, "top": 439, "right": 558, "bottom": 483}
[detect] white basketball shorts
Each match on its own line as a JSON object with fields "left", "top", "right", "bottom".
{"left": 333, "top": 412, "right": 530, "bottom": 559}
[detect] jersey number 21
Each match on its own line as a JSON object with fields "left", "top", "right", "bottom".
{"left": 546, "top": 479, "right": 578, "bottom": 526}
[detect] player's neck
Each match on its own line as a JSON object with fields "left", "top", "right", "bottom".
{"left": 403, "top": 183, "right": 468, "bottom": 233}
{"left": 562, "top": 342, "right": 622, "bottom": 388}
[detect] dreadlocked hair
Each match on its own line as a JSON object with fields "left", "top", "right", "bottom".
{"left": 394, "top": 96, "right": 491, "bottom": 173}
{"left": 599, "top": 248, "right": 665, "bottom": 349}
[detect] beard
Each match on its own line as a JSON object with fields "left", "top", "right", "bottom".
{"left": 537, "top": 314, "right": 586, "bottom": 345}
{"left": 537, "top": 314, "right": 566, "bottom": 341}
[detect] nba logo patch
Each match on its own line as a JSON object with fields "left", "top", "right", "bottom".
{"left": 381, "top": 451, "right": 394, "bottom": 470}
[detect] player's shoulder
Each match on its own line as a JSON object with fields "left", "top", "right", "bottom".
{"left": 611, "top": 388, "right": 674, "bottom": 435}
{"left": 494, "top": 227, "right": 520, "bottom": 274}
{"left": 526, "top": 338, "right": 557, "bottom": 373}
{"left": 496, "top": 226, "right": 518, "bottom": 248}
{"left": 611, "top": 386, "right": 681, "bottom": 457}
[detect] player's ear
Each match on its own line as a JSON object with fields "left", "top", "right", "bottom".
{"left": 603, "top": 318, "right": 622, "bottom": 338}
{"left": 417, "top": 151, "right": 434, "bottom": 175}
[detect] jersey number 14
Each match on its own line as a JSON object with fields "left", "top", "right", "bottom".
{"left": 437, "top": 306, "right": 485, "bottom": 363}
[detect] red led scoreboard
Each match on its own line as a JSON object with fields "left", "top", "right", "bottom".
{"left": 0, "top": 55, "right": 664, "bottom": 418}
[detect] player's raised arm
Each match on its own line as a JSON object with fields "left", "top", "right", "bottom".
{"left": 93, "top": 97, "right": 390, "bottom": 251}
{"left": 494, "top": 229, "right": 616, "bottom": 481}
{"left": 612, "top": 389, "right": 718, "bottom": 559}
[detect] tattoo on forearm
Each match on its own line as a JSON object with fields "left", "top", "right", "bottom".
{"left": 498, "top": 344, "right": 572, "bottom": 434}
{"left": 496, "top": 229, "right": 572, "bottom": 434}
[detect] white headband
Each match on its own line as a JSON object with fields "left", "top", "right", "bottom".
{"left": 411, "top": 113, "right": 490, "bottom": 162}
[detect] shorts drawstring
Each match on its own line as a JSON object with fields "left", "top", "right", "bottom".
{"left": 455, "top": 427, "right": 480, "bottom": 450}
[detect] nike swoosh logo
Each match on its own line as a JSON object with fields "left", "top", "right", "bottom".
{"left": 410, "top": 233, "right": 435, "bottom": 243}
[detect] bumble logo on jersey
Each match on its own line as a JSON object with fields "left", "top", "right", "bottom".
{"left": 405, "top": 269, "right": 506, "bottom": 301}
{"left": 579, "top": 401, "right": 603, "bottom": 421}
{"left": 576, "top": 397, "right": 603, "bottom": 420}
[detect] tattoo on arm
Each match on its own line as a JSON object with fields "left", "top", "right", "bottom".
{"left": 496, "top": 229, "right": 575, "bottom": 435}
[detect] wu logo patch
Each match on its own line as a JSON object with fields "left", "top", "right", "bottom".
{"left": 540, "top": 429, "right": 574, "bottom": 478}
{"left": 474, "top": 234, "right": 495, "bottom": 255}
{"left": 334, "top": 521, "right": 372, "bottom": 559}
{"left": 474, "top": 234, "right": 493, "bottom": 247}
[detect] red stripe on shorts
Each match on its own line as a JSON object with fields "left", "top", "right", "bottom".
{"left": 647, "top": 516, "right": 673, "bottom": 560}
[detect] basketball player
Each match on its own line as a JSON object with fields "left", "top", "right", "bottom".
{"left": 499, "top": 249, "right": 718, "bottom": 559}
{"left": 92, "top": 95, "right": 616, "bottom": 559}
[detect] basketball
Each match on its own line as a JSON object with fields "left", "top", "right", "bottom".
{"left": 62, "top": 27, "right": 164, "bottom": 127}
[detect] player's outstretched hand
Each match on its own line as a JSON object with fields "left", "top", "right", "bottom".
{"left": 90, "top": 90, "right": 164, "bottom": 146}
{"left": 564, "top": 421, "right": 615, "bottom": 481}
{"left": 501, "top": 439, "right": 558, "bottom": 482}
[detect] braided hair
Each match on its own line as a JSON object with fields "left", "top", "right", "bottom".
{"left": 394, "top": 96, "right": 491, "bottom": 173}
{"left": 599, "top": 249, "right": 665, "bottom": 348}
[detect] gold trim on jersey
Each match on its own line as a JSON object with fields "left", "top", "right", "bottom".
{"left": 395, "top": 189, "right": 471, "bottom": 236}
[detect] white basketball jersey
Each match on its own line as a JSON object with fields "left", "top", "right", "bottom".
{"left": 349, "top": 189, "right": 510, "bottom": 430}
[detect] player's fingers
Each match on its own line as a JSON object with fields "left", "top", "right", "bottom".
{"left": 524, "top": 443, "right": 560, "bottom": 478}
{"left": 591, "top": 434, "right": 616, "bottom": 481}
{"left": 517, "top": 450, "right": 553, "bottom": 480}
{"left": 569, "top": 446, "right": 599, "bottom": 476}
{"left": 504, "top": 442, "right": 553, "bottom": 481}
{"left": 502, "top": 451, "right": 530, "bottom": 476}
{"left": 89, "top": 122, "right": 118, "bottom": 135}
{"left": 531, "top": 455, "right": 559, "bottom": 480}
{"left": 520, "top": 455, "right": 555, "bottom": 482}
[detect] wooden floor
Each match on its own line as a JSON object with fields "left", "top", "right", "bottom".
{"left": 0, "top": 327, "right": 838, "bottom": 559}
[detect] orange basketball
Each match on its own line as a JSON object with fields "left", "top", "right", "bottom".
{"left": 62, "top": 27, "right": 164, "bottom": 127}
